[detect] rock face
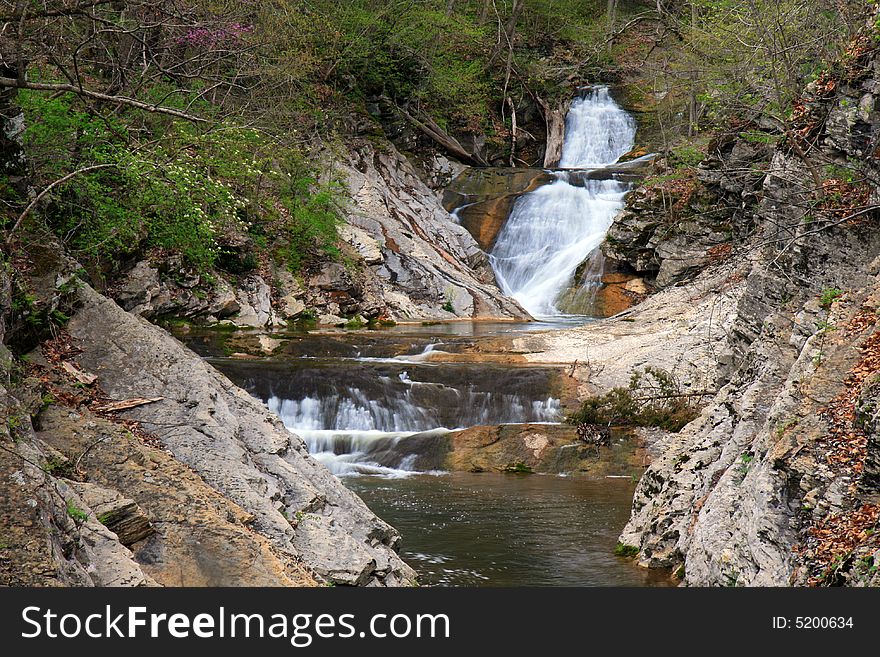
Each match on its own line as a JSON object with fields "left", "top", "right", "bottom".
{"left": 602, "top": 137, "right": 772, "bottom": 289}
{"left": 66, "top": 284, "right": 417, "bottom": 586}
{"left": 337, "top": 143, "right": 529, "bottom": 321}
{"left": 442, "top": 167, "right": 553, "bottom": 251}
{"left": 515, "top": 262, "right": 745, "bottom": 392}
{"left": 616, "top": 44, "right": 880, "bottom": 586}
{"left": 110, "top": 139, "right": 527, "bottom": 327}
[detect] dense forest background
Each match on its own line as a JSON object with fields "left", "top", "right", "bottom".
{"left": 0, "top": 0, "right": 869, "bottom": 284}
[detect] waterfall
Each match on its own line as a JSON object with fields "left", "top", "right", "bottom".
{"left": 231, "top": 351, "right": 563, "bottom": 477}
{"left": 489, "top": 87, "right": 636, "bottom": 318}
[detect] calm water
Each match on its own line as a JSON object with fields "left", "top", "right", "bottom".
{"left": 347, "top": 472, "right": 672, "bottom": 587}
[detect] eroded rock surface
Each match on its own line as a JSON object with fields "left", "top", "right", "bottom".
{"left": 67, "top": 284, "right": 417, "bottom": 586}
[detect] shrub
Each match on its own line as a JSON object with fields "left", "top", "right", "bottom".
{"left": 614, "top": 543, "right": 639, "bottom": 558}
{"left": 819, "top": 287, "right": 843, "bottom": 309}
{"left": 568, "top": 367, "right": 701, "bottom": 433}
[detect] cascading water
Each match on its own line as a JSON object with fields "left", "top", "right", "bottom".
{"left": 489, "top": 87, "right": 636, "bottom": 318}
{"left": 224, "top": 350, "right": 563, "bottom": 477}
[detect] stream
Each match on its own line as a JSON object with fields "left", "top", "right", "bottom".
{"left": 180, "top": 87, "right": 669, "bottom": 586}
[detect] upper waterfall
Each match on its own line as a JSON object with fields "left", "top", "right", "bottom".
{"left": 559, "top": 87, "right": 637, "bottom": 168}
{"left": 489, "top": 87, "right": 636, "bottom": 318}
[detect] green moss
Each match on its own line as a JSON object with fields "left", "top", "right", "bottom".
{"left": 504, "top": 462, "right": 533, "bottom": 474}
{"left": 614, "top": 543, "right": 639, "bottom": 558}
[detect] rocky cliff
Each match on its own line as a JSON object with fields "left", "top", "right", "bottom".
{"left": 0, "top": 245, "right": 417, "bottom": 587}
{"left": 615, "top": 36, "right": 880, "bottom": 586}
{"left": 111, "top": 139, "right": 528, "bottom": 328}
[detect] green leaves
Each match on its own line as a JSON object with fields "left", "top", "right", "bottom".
{"left": 18, "top": 90, "right": 348, "bottom": 277}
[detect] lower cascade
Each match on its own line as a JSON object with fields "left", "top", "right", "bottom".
{"left": 489, "top": 87, "right": 637, "bottom": 317}
{"left": 232, "top": 349, "right": 563, "bottom": 476}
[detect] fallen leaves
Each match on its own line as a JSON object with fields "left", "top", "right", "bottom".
{"left": 36, "top": 330, "right": 169, "bottom": 453}
{"left": 806, "top": 504, "right": 880, "bottom": 586}
{"left": 806, "top": 317, "right": 880, "bottom": 584}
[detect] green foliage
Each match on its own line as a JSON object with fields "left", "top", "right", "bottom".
{"left": 819, "top": 287, "right": 844, "bottom": 309}
{"left": 43, "top": 457, "right": 72, "bottom": 478}
{"left": 504, "top": 462, "right": 533, "bottom": 474}
{"left": 824, "top": 163, "right": 860, "bottom": 183}
{"left": 66, "top": 500, "right": 89, "bottom": 523}
{"left": 280, "top": 175, "right": 344, "bottom": 273}
{"left": 19, "top": 91, "right": 345, "bottom": 276}
{"left": 5, "top": 414, "right": 24, "bottom": 441}
{"left": 614, "top": 542, "right": 639, "bottom": 558}
{"left": 669, "top": 145, "right": 704, "bottom": 169}
{"left": 568, "top": 366, "right": 701, "bottom": 433}
{"left": 739, "top": 131, "right": 780, "bottom": 145}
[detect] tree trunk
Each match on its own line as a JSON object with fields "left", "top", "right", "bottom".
{"left": 507, "top": 96, "right": 517, "bottom": 167}
{"left": 385, "top": 99, "right": 488, "bottom": 166}
{"left": 538, "top": 96, "right": 566, "bottom": 168}
{"left": 478, "top": 0, "right": 491, "bottom": 25}
{"left": 607, "top": 0, "right": 618, "bottom": 30}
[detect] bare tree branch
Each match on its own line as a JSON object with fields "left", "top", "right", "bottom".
{"left": 6, "top": 163, "right": 116, "bottom": 245}
{"left": 0, "top": 76, "right": 206, "bottom": 121}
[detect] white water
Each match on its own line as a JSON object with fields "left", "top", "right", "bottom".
{"left": 489, "top": 87, "right": 636, "bottom": 317}
{"left": 266, "top": 349, "right": 562, "bottom": 476}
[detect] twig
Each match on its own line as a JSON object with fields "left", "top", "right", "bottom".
{"left": 5, "top": 163, "right": 116, "bottom": 244}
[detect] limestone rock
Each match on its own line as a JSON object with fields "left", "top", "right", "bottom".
{"left": 67, "top": 284, "right": 417, "bottom": 586}
{"left": 338, "top": 142, "right": 530, "bottom": 321}
{"left": 68, "top": 481, "right": 154, "bottom": 547}
{"left": 339, "top": 224, "right": 384, "bottom": 265}
{"left": 234, "top": 275, "right": 279, "bottom": 327}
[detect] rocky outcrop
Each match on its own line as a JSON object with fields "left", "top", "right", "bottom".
{"left": 336, "top": 142, "right": 529, "bottom": 321}
{"left": 617, "top": 39, "right": 880, "bottom": 586}
{"left": 515, "top": 262, "right": 746, "bottom": 392}
{"left": 602, "top": 137, "right": 772, "bottom": 289}
{"left": 442, "top": 167, "right": 553, "bottom": 251}
{"left": 110, "top": 138, "right": 527, "bottom": 327}
{"left": 443, "top": 424, "right": 646, "bottom": 477}
{"left": 1, "top": 361, "right": 160, "bottom": 586}
{"left": 66, "top": 283, "right": 417, "bottom": 586}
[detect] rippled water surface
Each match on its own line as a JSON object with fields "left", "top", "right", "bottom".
{"left": 348, "top": 472, "right": 672, "bottom": 587}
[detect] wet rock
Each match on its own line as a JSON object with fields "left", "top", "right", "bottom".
{"left": 394, "top": 424, "right": 648, "bottom": 477}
